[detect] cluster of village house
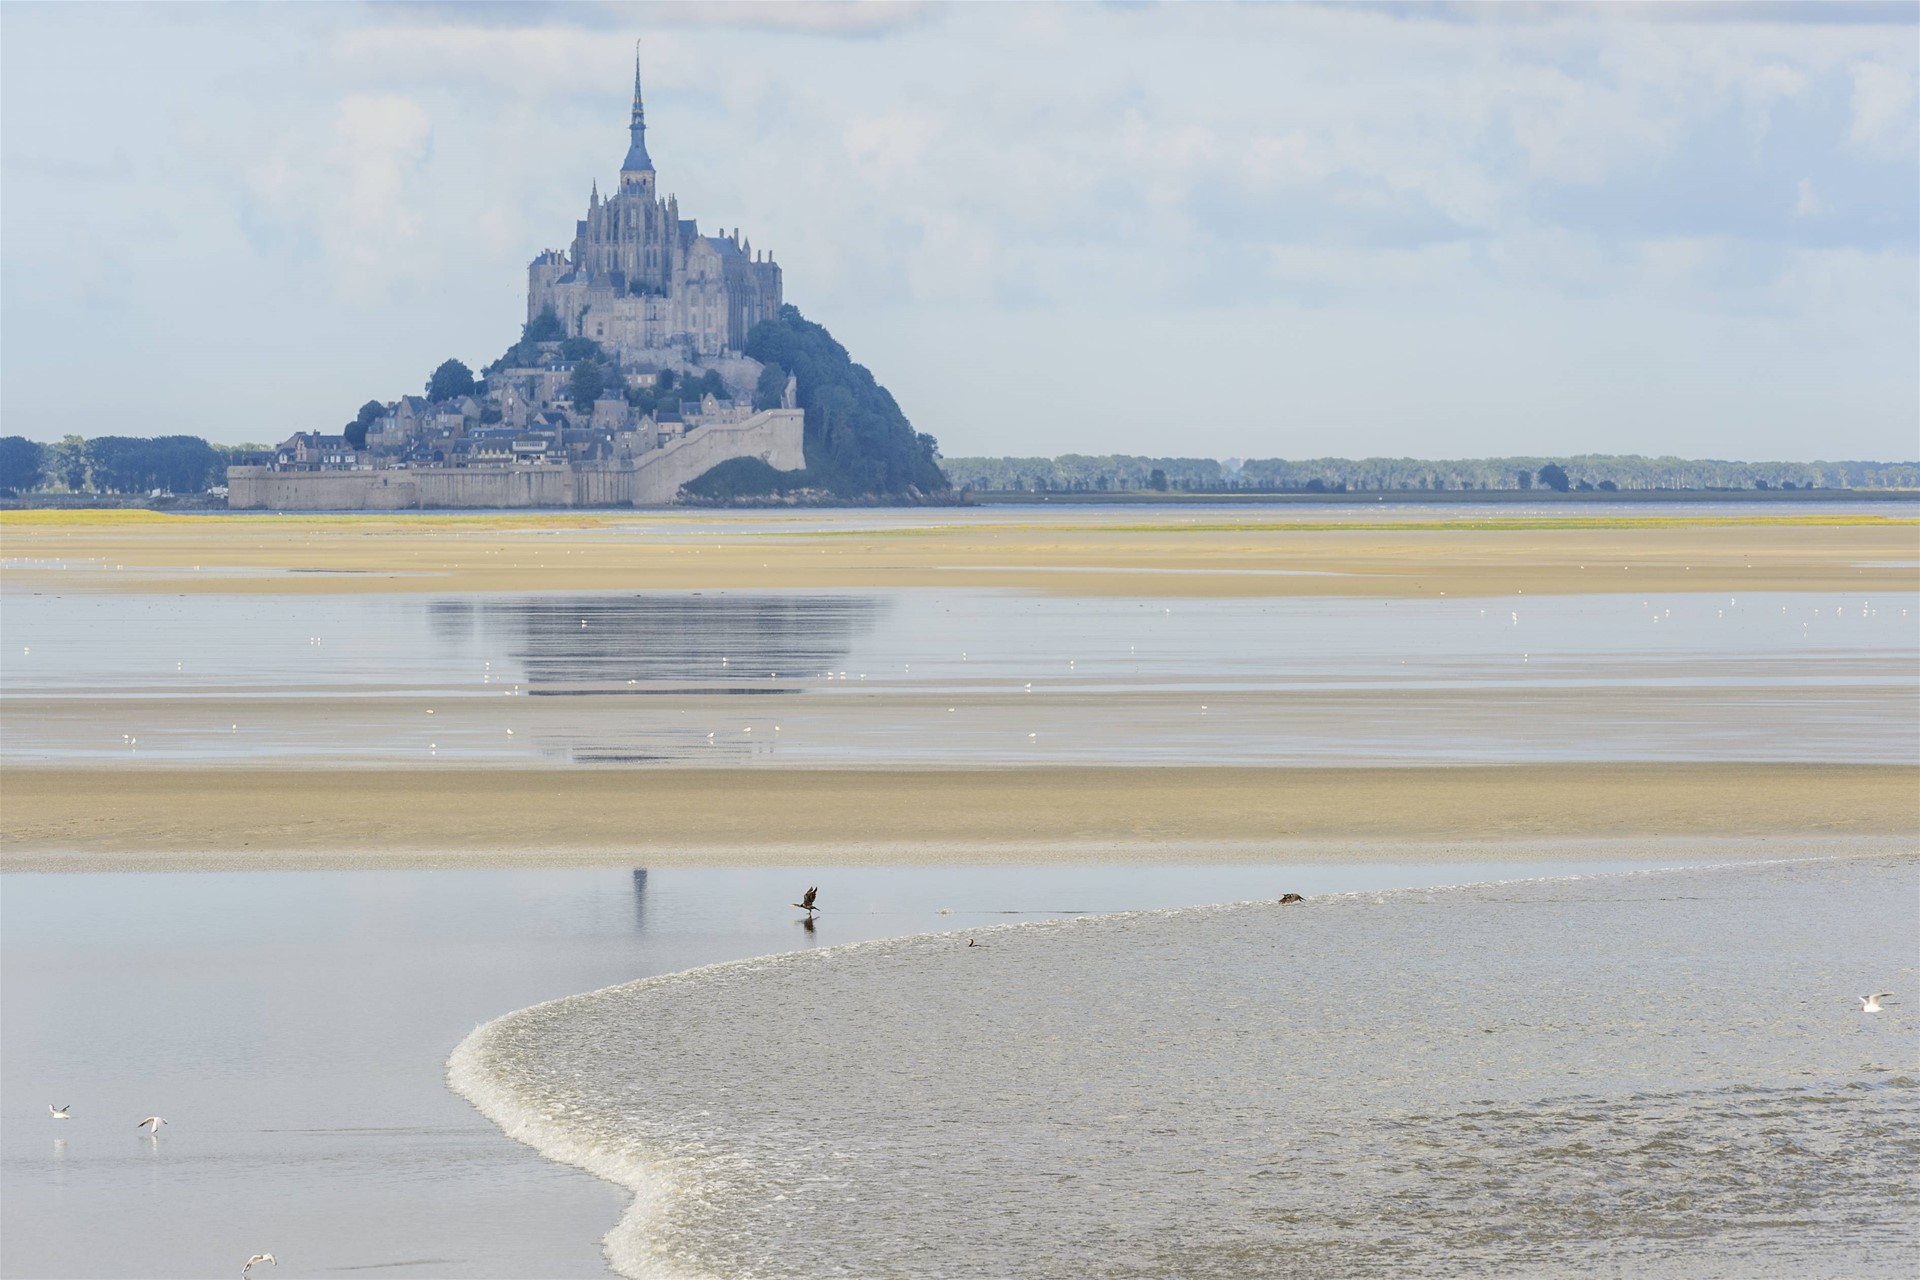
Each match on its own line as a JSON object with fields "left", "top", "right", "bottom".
{"left": 271, "top": 354, "right": 772, "bottom": 473}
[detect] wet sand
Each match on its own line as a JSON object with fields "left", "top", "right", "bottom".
{"left": 5, "top": 509, "right": 1915, "bottom": 874}
{"left": 3, "top": 508, "right": 1915, "bottom": 599}
{"left": 5, "top": 762, "right": 1914, "bottom": 871}
{"left": 11, "top": 683, "right": 1913, "bottom": 771}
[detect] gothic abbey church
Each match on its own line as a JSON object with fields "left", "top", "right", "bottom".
{"left": 527, "top": 53, "right": 783, "bottom": 361}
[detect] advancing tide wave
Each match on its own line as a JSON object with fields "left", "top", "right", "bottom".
{"left": 450, "top": 857, "right": 1919, "bottom": 1279}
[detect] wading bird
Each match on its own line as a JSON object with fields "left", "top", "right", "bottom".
{"left": 793, "top": 886, "right": 819, "bottom": 917}
{"left": 48, "top": 1105, "right": 70, "bottom": 1120}
{"left": 136, "top": 1115, "right": 167, "bottom": 1134}
{"left": 1860, "top": 992, "right": 1895, "bottom": 1013}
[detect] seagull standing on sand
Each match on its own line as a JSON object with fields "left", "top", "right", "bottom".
{"left": 137, "top": 1115, "right": 167, "bottom": 1134}
{"left": 1860, "top": 992, "right": 1895, "bottom": 1013}
{"left": 793, "top": 886, "right": 819, "bottom": 918}
{"left": 243, "top": 1254, "right": 277, "bottom": 1277}
{"left": 48, "top": 1104, "right": 71, "bottom": 1119}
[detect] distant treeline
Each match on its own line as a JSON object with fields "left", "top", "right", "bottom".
{"left": 940, "top": 454, "right": 1920, "bottom": 494}
{"left": 9, "top": 434, "right": 1917, "bottom": 502}
{"left": 0, "top": 435, "right": 266, "bottom": 497}
{"left": 0, "top": 433, "right": 266, "bottom": 498}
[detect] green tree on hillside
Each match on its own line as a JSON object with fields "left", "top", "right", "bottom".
{"left": 681, "top": 456, "right": 801, "bottom": 501}
{"left": 682, "top": 369, "right": 726, "bottom": 402}
{"left": 426, "top": 359, "right": 476, "bottom": 403}
{"left": 345, "top": 400, "right": 385, "bottom": 450}
{"left": 743, "top": 305, "right": 947, "bottom": 498}
{"left": 484, "top": 306, "right": 570, "bottom": 374}
{"left": 525, "top": 305, "right": 565, "bottom": 343}
{"left": 753, "top": 362, "right": 789, "bottom": 411}
{"left": 570, "top": 358, "right": 607, "bottom": 409}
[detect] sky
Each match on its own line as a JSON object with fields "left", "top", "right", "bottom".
{"left": 2, "top": 1, "right": 1915, "bottom": 461}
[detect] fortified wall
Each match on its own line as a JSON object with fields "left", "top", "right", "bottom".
{"left": 229, "top": 410, "right": 804, "bottom": 511}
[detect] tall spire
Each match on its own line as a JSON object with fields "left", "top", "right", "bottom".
{"left": 631, "top": 39, "right": 645, "bottom": 132}
{"left": 621, "top": 38, "right": 654, "bottom": 177}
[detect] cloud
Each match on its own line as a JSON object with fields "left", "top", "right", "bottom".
{"left": 1793, "top": 177, "right": 1824, "bottom": 217}
{"left": 1847, "top": 58, "right": 1918, "bottom": 155}
{"left": 648, "top": 1, "right": 941, "bottom": 36}
{"left": 1354, "top": 1, "right": 1918, "bottom": 27}
{"left": 843, "top": 110, "right": 941, "bottom": 172}
{"left": 380, "top": 0, "right": 940, "bottom": 37}
{"left": 331, "top": 25, "right": 633, "bottom": 94}
{"left": 2, "top": 0, "right": 1913, "bottom": 457}
{"left": 246, "top": 94, "right": 435, "bottom": 292}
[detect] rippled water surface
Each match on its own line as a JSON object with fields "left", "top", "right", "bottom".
{"left": 457, "top": 856, "right": 1919, "bottom": 1279}
{"left": 5, "top": 588, "right": 1914, "bottom": 765}
{"left": 10, "top": 860, "right": 1642, "bottom": 1278}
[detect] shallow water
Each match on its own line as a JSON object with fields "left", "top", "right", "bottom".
{"left": 1, "top": 859, "right": 1655, "bottom": 1279}
{"left": 458, "top": 856, "right": 1920, "bottom": 1280}
{"left": 5, "top": 589, "right": 1914, "bottom": 766}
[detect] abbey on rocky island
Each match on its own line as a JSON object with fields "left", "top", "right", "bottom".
{"left": 227, "top": 48, "right": 807, "bottom": 511}
{"left": 528, "top": 49, "right": 783, "bottom": 361}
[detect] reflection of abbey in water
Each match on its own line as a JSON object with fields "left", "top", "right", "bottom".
{"left": 431, "top": 594, "right": 883, "bottom": 691}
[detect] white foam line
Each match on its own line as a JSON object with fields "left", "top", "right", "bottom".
{"left": 447, "top": 848, "right": 1916, "bottom": 1275}
{"left": 448, "top": 1017, "right": 713, "bottom": 1280}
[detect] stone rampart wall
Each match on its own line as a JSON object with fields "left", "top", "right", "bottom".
{"left": 632, "top": 409, "right": 805, "bottom": 504}
{"left": 227, "top": 410, "right": 803, "bottom": 511}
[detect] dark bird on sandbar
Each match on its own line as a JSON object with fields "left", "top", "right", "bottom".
{"left": 1278, "top": 893, "right": 1305, "bottom": 904}
{"left": 793, "top": 886, "right": 819, "bottom": 916}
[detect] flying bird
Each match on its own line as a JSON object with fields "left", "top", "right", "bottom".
{"left": 1860, "top": 992, "right": 1895, "bottom": 1013}
{"left": 137, "top": 1116, "right": 167, "bottom": 1134}
{"left": 793, "top": 886, "right": 819, "bottom": 916}
{"left": 48, "top": 1104, "right": 71, "bottom": 1120}
{"left": 243, "top": 1255, "right": 277, "bottom": 1278}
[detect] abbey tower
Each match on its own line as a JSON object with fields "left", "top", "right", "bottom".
{"left": 527, "top": 48, "right": 783, "bottom": 361}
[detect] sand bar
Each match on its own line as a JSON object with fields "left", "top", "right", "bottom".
{"left": 3, "top": 508, "right": 1915, "bottom": 599}
{"left": 5, "top": 762, "right": 1913, "bottom": 871}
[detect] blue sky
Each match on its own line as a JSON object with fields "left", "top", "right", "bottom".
{"left": 2, "top": 1, "right": 1914, "bottom": 459}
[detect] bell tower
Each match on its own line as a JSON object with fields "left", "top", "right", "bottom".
{"left": 619, "top": 41, "right": 656, "bottom": 197}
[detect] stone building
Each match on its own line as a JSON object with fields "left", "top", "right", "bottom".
{"left": 231, "top": 43, "right": 809, "bottom": 510}
{"left": 527, "top": 50, "right": 783, "bottom": 361}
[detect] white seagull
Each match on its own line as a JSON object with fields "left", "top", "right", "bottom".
{"left": 48, "top": 1104, "right": 71, "bottom": 1119}
{"left": 243, "top": 1254, "right": 277, "bottom": 1277}
{"left": 1860, "top": 992, "right": 1894, "bottom": 1013}
{"left": 137, "top": 1115, "right": 168, "bottom": 1134}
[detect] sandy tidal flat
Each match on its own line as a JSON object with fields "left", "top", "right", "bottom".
{"left": 2, "top": 507, "right": 1916, "bottom": 598}
{"left": 4, "top": 763, "right": 1915, "bottom": 871}
{"left": 4, "top": 507, "right": 1915, "bottom": 870}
